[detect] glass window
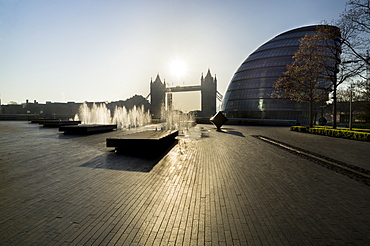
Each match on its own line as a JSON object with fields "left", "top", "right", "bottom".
{"left": 223, "top": 25, "right": 337, "bottom": 119}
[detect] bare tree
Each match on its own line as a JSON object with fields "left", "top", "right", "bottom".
{"left": 316, "top": 24, "right": 365, "bottom": 128}
{"left": 337, "top": 80, "right": 370, "bottom": 122}
{"left": 272, "top": 33, "right": 333, "bottom": 127}
{"left": 340, "top": 0, "right": 370, "bottom": 65}
{"left": 356, "top": 79, "right": 370, "bottom": 120}
{"left": 319, "top": 1, "right": 369, "bottom": 127}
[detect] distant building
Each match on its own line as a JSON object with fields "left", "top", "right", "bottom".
{"left": 0, "top": 95, "right": 150, "bottom": 120}
{"left": 222, "top": 25, "right": 340, "bottom": 124}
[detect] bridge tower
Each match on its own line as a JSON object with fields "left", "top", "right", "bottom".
{"left": 150, "top": 69, "right": 218, "bottom": 119}
{"left": 201, "top": 69, "right": 217, "bottom": 117}
{"left": 150, "top": 74, "right": 166, "bottom": 119}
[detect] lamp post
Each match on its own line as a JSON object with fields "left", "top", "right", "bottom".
{"left": 342, "top": 51, "right": 370, "bottom": 130}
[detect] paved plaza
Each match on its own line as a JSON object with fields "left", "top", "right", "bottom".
{"left": 0, "top": 121, "right": 369, "bottom": 245}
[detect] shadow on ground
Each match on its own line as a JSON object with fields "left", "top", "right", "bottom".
{"left": 217, "top": 128, "right": 246, "bottom": 137}
{"left": 80, "top": 140, "right": 178, "bottom": 172}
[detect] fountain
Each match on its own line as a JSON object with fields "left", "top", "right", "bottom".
{"left": 60, "top": 102, "right": 151, "bottom": 134}
{"left": 73, "top": 102, "right": 151, "bottom": 129}
{"left": 105, "top": 104, "right": 196, "bottom": 156}
{"left": 59, "top": 101, "right": 196, "bottom": 154}
{"left": 160, "top": 107, "right": 196, "bottom": 131}
{"left": 60, "top": 101, "right": 195, "bottom": 134}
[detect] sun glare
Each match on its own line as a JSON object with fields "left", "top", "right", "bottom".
{"left": 169, "top": 60, "right": 187, "bottom": 78}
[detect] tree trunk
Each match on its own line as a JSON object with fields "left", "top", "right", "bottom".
{"left": 309, "top": 101, "right": 314, "bottom": 127}
{"left": 332, "top": 85, "right": 337, "bottom": 129}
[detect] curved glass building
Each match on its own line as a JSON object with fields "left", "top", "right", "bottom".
{"left": 222, "top": 25, "right": 339, "bottom": 123}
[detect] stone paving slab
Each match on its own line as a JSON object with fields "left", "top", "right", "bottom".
{"left": 0, "top": 121, "right": 369, "bottom": 245}
{"left": 241, "top": 126, "right": 370, "bottom": 171}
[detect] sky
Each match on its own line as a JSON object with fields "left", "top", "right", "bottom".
{"left": 0, "top": 0, "right": 348, "bottom": 112}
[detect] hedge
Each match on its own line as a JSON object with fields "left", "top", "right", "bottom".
{"left": 352, "top": 128, "right": 370, "bottom": 133}
{"left": 290, "top": 126, "right": 370, "bottom": 142}
{"left": 290, "top": 126, "right": 309, "bottom": 133}
{"left": 312, "top": 125, "right": 370, "bottom": 133}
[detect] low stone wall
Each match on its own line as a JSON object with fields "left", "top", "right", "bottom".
{"left": 0, "top": 114, "right": 74, "bottom": 121}
{"left": 195, "top": 117, "right": 298, "bottom": 126}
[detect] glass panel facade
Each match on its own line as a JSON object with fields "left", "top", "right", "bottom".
{"left": 222, "top": 25, "right": 340, "bottom": 123}
{"left": 238, "top": 57, "right": 293, "bottom": 71}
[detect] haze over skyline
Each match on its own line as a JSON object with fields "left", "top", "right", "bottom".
{"left": 1, "top": 0, "right": 347, "bottom": 112}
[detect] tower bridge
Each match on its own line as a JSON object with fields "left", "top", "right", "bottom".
{"left": 166, "top": 85, "right": 201, "bottom": 93}
{"left": 150, "top": 69, "right": 221, "bottom": 119}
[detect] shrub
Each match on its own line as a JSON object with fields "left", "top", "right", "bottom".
{"left": 290, "top": 126, "right": 309, "bottom": 132}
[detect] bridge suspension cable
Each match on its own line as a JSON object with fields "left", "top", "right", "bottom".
{"left": 216, "top": 91, "right": 223, "bottom": 102}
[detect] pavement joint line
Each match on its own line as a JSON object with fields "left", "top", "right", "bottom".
{"left": 255, "top": 135, "right": 370, "bottom": 180}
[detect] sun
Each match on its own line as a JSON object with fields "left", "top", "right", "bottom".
{"left": 169, "top": 60, "right": 187, "bottom": 78}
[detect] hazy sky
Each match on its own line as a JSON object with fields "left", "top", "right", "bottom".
{"left": 1, "top": 0, "right": 347, "bottom": 111}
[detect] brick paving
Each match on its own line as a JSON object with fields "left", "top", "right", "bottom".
{"left": 0, "top": 121, "right": 369, "bottom": 245}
